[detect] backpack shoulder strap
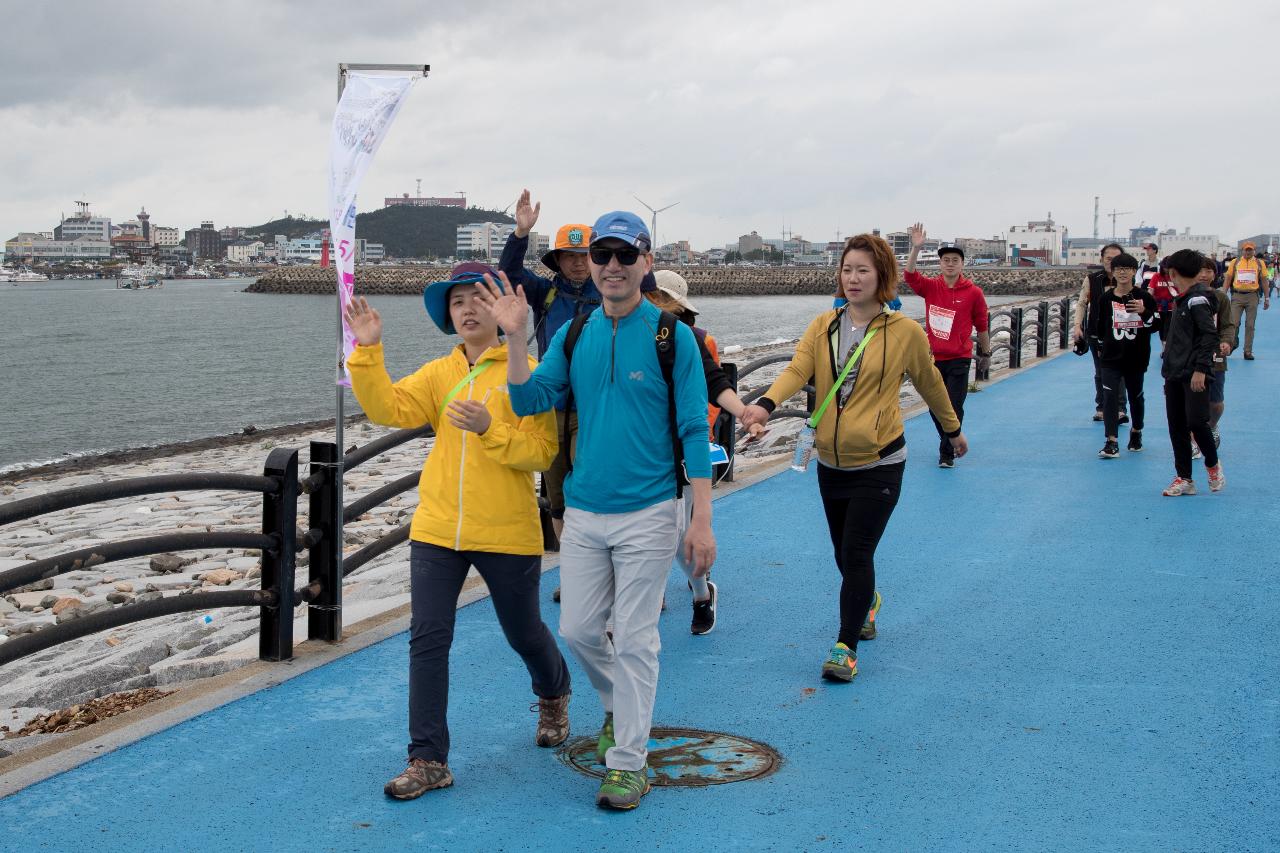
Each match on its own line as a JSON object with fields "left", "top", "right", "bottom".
{"left": 655, "top": 310, "right": 687, "bottom": 498}
{"left": 558, "top": 311, "right": 591, "bottom": 474}
{"left": 543, "top": 285, "right": 558, "bottom": 313}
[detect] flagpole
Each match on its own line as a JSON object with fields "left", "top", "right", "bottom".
{"left": 334, "top": 61, "right": 428, "bottom": 588}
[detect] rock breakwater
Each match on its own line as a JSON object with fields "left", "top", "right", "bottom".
{"left": 247, "top": 265, "right": 1084, "bottom": 298}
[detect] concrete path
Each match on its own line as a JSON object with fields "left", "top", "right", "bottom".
{"left": 1, "top": 331, "right": 1276, "bottom": 852}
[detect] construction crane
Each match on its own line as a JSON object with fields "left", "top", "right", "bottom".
{"left": 1107, "top": 208, "right": 1132, "bottom": 241}
{"left": 633, "top": 195, "right": 679, "bottom": 249}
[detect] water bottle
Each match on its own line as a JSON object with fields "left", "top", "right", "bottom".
{"left": 791, "top": 425, "right": 816, "bottom": 472}
{"left": 196, "top": 614, "right": 214, "bottom": 626}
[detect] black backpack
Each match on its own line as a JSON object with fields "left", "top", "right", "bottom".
{"left": 560, "top": 308, "right": 688, "bottom": 498}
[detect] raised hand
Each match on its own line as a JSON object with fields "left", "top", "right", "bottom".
{"left": 514, "top": 189, "right": 541, "bottom": 237}
{"left": 475, "top": 272, "right": 528, "bottom": 337}
{"left": 909, "top": 222, "right": 926, "bottom": 250}
{"left": 344, "top": 296, "right": 382, "bottom": 346}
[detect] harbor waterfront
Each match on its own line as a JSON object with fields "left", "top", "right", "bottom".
{"left": 1, "top": 277, "right": 1038, "bottom": 473}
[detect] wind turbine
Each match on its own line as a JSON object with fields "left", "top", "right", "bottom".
{"left": 633, "top": 195, "right": 679, "bottom": 249}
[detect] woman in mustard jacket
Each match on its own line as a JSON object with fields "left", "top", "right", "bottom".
{"left": 345, "top": 263, "right": 570, "bottom": 801}
{"left": 741, "top": 235, "right": 967, "bottom": 684}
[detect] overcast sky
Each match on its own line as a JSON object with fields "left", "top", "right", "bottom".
{"left": 3, "top": 0, "right": 1277, "bottom": 253}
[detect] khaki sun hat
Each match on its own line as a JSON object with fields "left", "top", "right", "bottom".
{"left": 653, "top": 269, "right": 697, "bottom": 315}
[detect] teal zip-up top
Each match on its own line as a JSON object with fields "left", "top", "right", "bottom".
{"left": 508, "top": 299, "right": 712, "bottom": 514}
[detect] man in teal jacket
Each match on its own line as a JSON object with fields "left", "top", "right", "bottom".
{"left": 481, "top": 210, "right": 714, "bottom": 811}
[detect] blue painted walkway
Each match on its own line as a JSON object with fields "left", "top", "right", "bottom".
{"left": 3, "top": 331, "right": 1278, "bottom": 852}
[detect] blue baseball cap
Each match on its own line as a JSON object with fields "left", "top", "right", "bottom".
{"left": 422, "top": 262, "right": 501, "bottom": 334}
{"left": 590, "top": 211, "right": 651, "bottom": 253}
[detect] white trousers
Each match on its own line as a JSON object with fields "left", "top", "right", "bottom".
{"left": 559, "top": 499, "right": 680, "bottom": 771}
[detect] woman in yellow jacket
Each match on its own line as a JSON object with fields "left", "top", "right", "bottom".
{"left": 741, "top": 235, "right": 967, "bottom": 683}
{"left": 344, "top": 262, "right": 570, "bottom": 802}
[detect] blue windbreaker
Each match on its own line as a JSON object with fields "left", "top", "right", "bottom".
{"left": 508, "top": 299, "right": 711, "bottom": 514}
{"left": 498, "top": 233, "right": 602, "bottom": 358}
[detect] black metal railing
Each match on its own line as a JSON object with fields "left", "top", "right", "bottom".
{"left": 0, "top": 448, "right": 304, "bottom": 666}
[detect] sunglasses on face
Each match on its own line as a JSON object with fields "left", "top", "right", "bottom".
{"left": 589, "top": 246, "right": 641, "bottom": 266}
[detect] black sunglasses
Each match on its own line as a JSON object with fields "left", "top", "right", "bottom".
{"left": 589, "top": 246, "right": 641, "bottom": 266}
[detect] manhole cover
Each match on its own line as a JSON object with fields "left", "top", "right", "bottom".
{"left": 558, "top": 727, "right": 781, "bottom": 787}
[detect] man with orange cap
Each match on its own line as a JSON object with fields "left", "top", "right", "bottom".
{"left": 1224, "top": 241, "right": 1270, "bottom": 359}
{"left": 498, "top": 189, "right": 603, "bottom": 544}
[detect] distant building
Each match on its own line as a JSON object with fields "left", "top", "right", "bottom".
{"left": 885, "top": 231, "right": 939, "bottom": 258}
{"left": 152, "top": 226, "right": 180, "bottom": 248}
{"left": 226, "top": 240, "right": 265, "bottom": 264}
{"left": 385, "top": 192, "right": 466, "bottom": 208}
{"left": 354, "top": 239, "right": 385, "bottom": 264}
{"left": 1155, "top": 228, "right": 1218, "bottom": 257}
{"left": 456, "top": 222, "right": 515, "bottom": 261}
{"left": 185, "top": 221, "right": 222, "bottom": 260}
{"left": 1237, "top": 232, "right": 1280, "bottom": 253}
{"left": 955, "top": 236, "right": 1007, "bottom": 260}
{"left": 111, "top": 232, "right": 153, "bottom": 258}
{"left": 279, "top": 236, "right": 326, "bottom": 262}
{"left": 528, "top": 231, "right": 550, "bottom": 260}
{"left": 5, "top": 232, "right": 112, "bottom": 262}
{"left": 1129, "top": 225, "right": 1158, "bottom": 246}
{"left": 1007, "top": 217, "right": 1065, "bottom": 264}
{"left": 54, "top": 201, "right": 111, "bottom": 242}
{"left": 219, "top": 226, "right": 248, "bottom": 242}
{"left": 738, "top": 231, "right": 764, "bottom": 255}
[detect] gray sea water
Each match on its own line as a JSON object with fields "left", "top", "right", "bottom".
{"left": 0, "top": 278, "right": 1020, "bottom": 471}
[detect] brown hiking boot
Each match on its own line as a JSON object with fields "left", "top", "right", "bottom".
{"left": 533, "top": 692, "right": 571, "bottom": 747}
{"left": 383, "top": 758, "right": 453, "bottom": 800}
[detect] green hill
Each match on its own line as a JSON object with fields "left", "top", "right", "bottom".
{"left": 245, "top": 206, "right": 514, "bottom": 259}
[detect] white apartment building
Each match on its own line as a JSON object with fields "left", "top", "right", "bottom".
{"left": 5, "top": 232, "right": 112, "bottom": 262}
{"left": 55, "top": 214, "right": 111, "bottom": 242}
{"left": 456, "top": 222, "right": 515, "bottom": 260}
{"left": 355, "top": 239, "right": 385, "bottom": 263}
{"left": 152, "top": 226, "right": 180, "bottom": 248}
{"left": 1155, "top": 229, "right": 1218, "bottom": 257}
{"left": 226, "top": 241, "right": 265, "bottom": 263}
{"left": 1007, "top": 218, "right": 1065, "bottom": 263}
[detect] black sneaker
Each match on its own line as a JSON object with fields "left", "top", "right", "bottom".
{"left": 1118, "top": 412, "right": 1130, "bottom": 425}
{"left": 1127, "top": 430, "right": 1143, "bottom": 452}
{"left": 938, "top": 456, "right": 954, "bottom": 469}
{"left": 1098, "top": 440, "right": 1119, "bottom": 459}
{"left": 1092, "top": 410, "right": 1104, "bottom": 422}
{"left": 691, "top": 581, "right": 717, "bottom": 635}
{"left": 552, "top": 586, "right": 561, "bottom": 603}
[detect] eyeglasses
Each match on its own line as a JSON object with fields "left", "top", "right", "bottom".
{"left": 589, "top": 247, "right": 641, "bottom": 266}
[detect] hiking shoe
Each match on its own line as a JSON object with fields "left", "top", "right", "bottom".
{"left": 1244, "top": 352, "right": 1255, "bottom": 360}
{"left": 1098, "top": 440, "right": 1119, "bottom": 459}
{"left": 821, "top": 642, "right": 858, "bottom": 682}
{"left": 595, "top": 768, "right": 650, "bottom": 810}
{"left": 1092, "top": 410, "right": 1104, "bottom": 422}
{"left": 596, "top": 712, "right": 615, "bottom": 763}
{"left": 1118, "top": 411, "right": 1129, "bottom": 425}
{"left": 1211, "top": 426, "right": 1221, "bottom": 449}
{"left": 938, "top": 456, "right": 954, "bottom": 469}
{"left": 552, "top": 586, "right": 561, "bottom": 603}
{"left": 1162, "top": 477, "right": 1197, "bottom": 496}
{"left": 1207, "top": 463, "right": 1226, "bottom": 492}
{"left": 384, "top": 758, "right": 453, "bottom": 800}
{"left": 533, "top": 693, "right": 570, "bottom": 747}
{"left": 1191, "top": 441, "right": 1202, "bottom": 460}
{"left": 691, "top": 581, "right": 717, "bottom": 635}
{"left": 1127, "top": 430, "right": 1143, "bottom": 452}
{"left": 860, "top": 589, "right": 882, "bottom": 641}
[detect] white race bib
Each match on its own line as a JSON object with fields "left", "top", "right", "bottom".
{"left": 928, "top": 304, "right": 957, "bottom": 339}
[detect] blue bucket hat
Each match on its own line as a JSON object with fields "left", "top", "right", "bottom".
{"left": 590, "top": 211, "right": 651, "bottom": 253}
{"left": 423, "top": 262, "right": 501, "bottom": 334}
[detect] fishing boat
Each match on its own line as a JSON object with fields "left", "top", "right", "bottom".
{"left": 9, "top": 268, "right": 50, "bottom": 283}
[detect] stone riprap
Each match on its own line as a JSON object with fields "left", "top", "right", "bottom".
{"left": 247, "top": 264, "right": 1084, "bottom": 298}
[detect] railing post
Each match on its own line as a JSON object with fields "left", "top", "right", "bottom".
{"left": 1059, "top": 297, "right": 1071, "bottom": 349}
{"left": 718, "top": 362, "right": 739, "bottom": 483}
{"left": 1036, "top": 301, "right": 1049, "bottom": 358}
{"left": 1010, "top": 307, "right": 1024, "bottom": 369}
{"left": 260, "top": 448, "right": 299, "bottom": 662}
{"left": 308, "top": 441, "right": 341, "bottom": 643}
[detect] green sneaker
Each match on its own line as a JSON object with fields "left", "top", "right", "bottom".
{"left": 860, "top": 590, "right": 882, "bottom": 641}
{"left": 595, "top": 768, "right": 650, "bottom": 810}
{"left": 821, "top": 642, "right": 858, "bottom": 682}
{"left": 596, "top": 712, "right": 615, "bottom": 764}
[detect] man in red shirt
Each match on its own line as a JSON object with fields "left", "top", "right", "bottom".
{"left": 904, "top": 223, "right": 992, "bottom": 468}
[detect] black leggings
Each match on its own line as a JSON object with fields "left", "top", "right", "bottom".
{"left": 1101, "top": 365, "right": 1145, "bottom": 438}
{"left": 1164, "top": 378, "right": 1218, "bottom": 479}
{"left": 818, "top": 461, "right": 905, "bottom": 650}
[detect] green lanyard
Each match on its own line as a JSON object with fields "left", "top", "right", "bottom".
{"left": 807, "top": 329, "right": 877, "bottom": 429}
{"left": 439, "top": 360, "right": 492, "bottom": 419}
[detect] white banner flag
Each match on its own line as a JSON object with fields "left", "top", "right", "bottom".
{"left": 329, "top": 71, "right": 416, "bottom": 385}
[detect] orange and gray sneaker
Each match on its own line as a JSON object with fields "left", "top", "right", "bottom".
{"left": 860, "top": 590, "right": 882, "bottom": 641}
{"left": 1162, "top": 477, "right": 1197, "bottom": 496}
{"left": 821, "top": 642, "right": 858, "bottom": 682}
{"left": 384, "top": 758, "right": 453, "bottom": 800}
{"left": 1207, "top": 463, "right": 1226, "bottom": 492}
